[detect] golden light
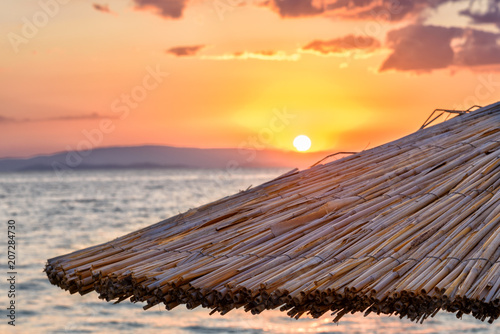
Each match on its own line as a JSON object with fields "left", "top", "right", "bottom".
{"left": 293, "top": 135, "right": 312, "bottom": 152}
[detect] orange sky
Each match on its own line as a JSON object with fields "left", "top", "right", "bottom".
{"left": 1, "top": 0, "right": 500, "bottom": 158}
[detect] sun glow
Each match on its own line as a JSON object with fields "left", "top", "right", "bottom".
{"left": 293, "top": 135, "right": 312, "bottom": 152}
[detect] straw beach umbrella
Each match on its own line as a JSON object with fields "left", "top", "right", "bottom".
{"left": 46, "top": 101, "right": 500, "bottom": 324}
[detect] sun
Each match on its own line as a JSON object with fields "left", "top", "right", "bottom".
{"left": 293, "top": 135, "right": 312, "bottom": 152}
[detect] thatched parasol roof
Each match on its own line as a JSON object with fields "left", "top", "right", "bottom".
{"left": 46, "top": 101, "right": 500, "bottom": 323}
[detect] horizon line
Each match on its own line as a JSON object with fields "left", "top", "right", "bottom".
{"left": 0, "top": 143, "right": 334, "bottom": 161}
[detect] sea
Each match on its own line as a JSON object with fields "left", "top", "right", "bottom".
{"left": 0, "top": 168, "right": 498, "bottom": 334}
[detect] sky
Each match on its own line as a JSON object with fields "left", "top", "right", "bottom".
{"left": 1, "top": 0, "right": 500, "bottom": 158}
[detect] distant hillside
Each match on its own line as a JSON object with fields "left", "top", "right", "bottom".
{"left": 0, "top": 145, "right": 334, "bottom": 172}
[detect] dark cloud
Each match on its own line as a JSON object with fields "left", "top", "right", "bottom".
{"left": 133, "top": 0, "right": 188, "bottom": 19}
{"left": 301, "top": 35, "right": 380, "bottom": 55}
{"left": 327, "top": 0, "right": 500, "bottom": 25}
{"left": 327, "top": 0, "right": 449, "bottom": 22}
{"left": 454, "top": 29, "right": 500, "bottom": 66}
{"left": 380, "top": 24, "right": 500, "bottom": 72}
{"left": 166, "top": 45, "right": 206, "bottom": 57}
{"left": 0, "top": 113, "right": 111, "bottom": 124}
{"left": 327, "top": 0, "right": 372, "bottom": 10}
{"left": 127, "top": 0, "right": 500, "bottom": 25}
{"left": 270, "top": 0, "right": 324, "bottom": 18}
{"left": 460, "top": 1, "right": 500, "bottom": 28}
{"left": 92, "top": 3, "right": 112, "bottom": 14}
{"left": 380, "top": 25, "right": 462, "bottom": 72}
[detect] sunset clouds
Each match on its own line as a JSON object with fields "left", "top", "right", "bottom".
{"left": 455, "top": 29, "right": 500, "bottom": 67}
{"left": 301, "top": 35, "right": 380, "bottom": 56}
{"left": 460, "top": 2, "right": 500, "bottom": 27}
{"left": 126, "top": 0, "right": 500, "bottom": 26}
{"left": 3, "top": 0, "right": 500, "bottom": 158}
{"left": 92, "top": 3, "right": 113, "bottom": 14}
{"left": 327, "top": 0, "right": 443, "bottom": 22}
{"left": 167, "top": 37, "right": 380, "bottom": 62}
{"left": 130, "top": 0, "right": 500, "bottom": 73}
{"left": 381, "top": 25, "right": 461, "bottom": 72}
{"left": 166, "top": 45, "right": 206, "bottom": 57}
{"left": 202, "top": 50, "right": 300, "bottom": 61}
{"left": 269, "top": 0, "right": 324, "bottom": 18}
{"left": 133, "top": 0, "right": 188, "bottom": 18}
{"left": 381, "top": 25, "right": 500, "bottom": 72}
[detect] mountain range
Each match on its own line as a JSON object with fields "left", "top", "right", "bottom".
{"left": 0, "top": 145, "right": 335, "bottom": 172}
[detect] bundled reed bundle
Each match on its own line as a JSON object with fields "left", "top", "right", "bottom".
{"left": 46, "top": 101, "right": 500, "bottom": 323}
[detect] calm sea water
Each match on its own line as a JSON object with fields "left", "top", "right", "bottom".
{"left": 0, "top": 168, "right": 498, "bottom": 334}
